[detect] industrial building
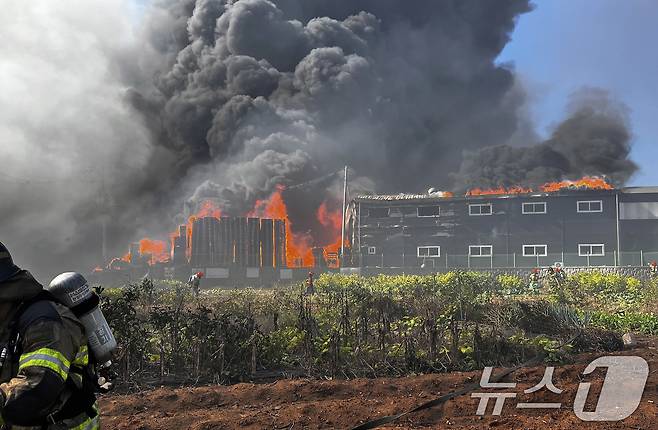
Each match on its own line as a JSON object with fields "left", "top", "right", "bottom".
{"left": 95, "top": 215, "right": 320, "bottom": 286}
{"left": 186, "top": 217, "right": 287, "bottom": 268}
{"left": 92, "top": 183, "right": 658, "bottom": 286}
{"left": 348, "top": 186, "right": 658, "bottom": 270}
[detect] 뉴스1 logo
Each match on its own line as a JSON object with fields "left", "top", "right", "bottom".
{"left": 472, "top": 356, "right": 649, "bottom": 421}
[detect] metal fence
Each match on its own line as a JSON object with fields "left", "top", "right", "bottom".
{"left": 362, "top": 251, "right": 658, "bottom": 269}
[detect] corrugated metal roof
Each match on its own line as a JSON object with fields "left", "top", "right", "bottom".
{"left": 354, "top": 193, "right": 444, "bottom": 201}
{"left": 354, "top": 188, "right": 622, "bottom": 203}
{"left": 622, "top": 187, "right": 658, "bottom": 194}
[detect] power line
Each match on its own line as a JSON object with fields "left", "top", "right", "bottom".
{"left": 286, "top": 168, "right": 346, "bottom": 190}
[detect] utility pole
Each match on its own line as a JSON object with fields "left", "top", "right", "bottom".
{"left": 340, "top": 166, "right": 348, "bottom": 267}
{"left": 98, "top": 168, "right": 111, "bottom": 267}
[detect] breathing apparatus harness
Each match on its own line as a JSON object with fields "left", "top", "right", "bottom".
{"left": 0, "top": 290, "right": 114, "bottom": 427}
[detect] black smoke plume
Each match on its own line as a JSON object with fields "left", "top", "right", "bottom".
{"left": 452, "top": 88, "right": 637, "bottom": 191}
{"left": 131, "top": 0, "right": 535, "bottom": 228}
{"left": 1, "top": 0, "right": 637, "bottom": 279}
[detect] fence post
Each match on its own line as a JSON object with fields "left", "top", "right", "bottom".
{"left": 468, "top": 254, "right": 471, "bottom": 269}
{"left": 445, "top": 252, "right": 448, "bottom": 269}
{"left": 490, "top": 254, "right": 493, "bottom": 269}
{"left": 513, "top": 253, "right": 516, "bottom": 268}
{"left": 562, "top": 251, "right": 565, "bottom": 267}
{"left": 614, "top": 250, "right": 617, "bottom": 267}
{"left": 641, "top": 250, "right": 644, "bottom": 266}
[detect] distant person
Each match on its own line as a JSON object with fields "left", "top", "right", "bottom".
{"left": 188, "top": 271, "right": 204, "bottom": 298}
{"left": 0, "top": 242, "right": 100, "bottom": 429}
{"left": 529, "top": 268, "right": 540, "bottom": 293}
{"left": 305, "top": 272, "right": 315, "bottom": 295}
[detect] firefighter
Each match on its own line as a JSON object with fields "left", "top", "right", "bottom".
{"left": 305, "top": 272, "right": 315, "bottom": 296}
{"left": 188, "top": 271, "right": 204, "bottom": 298}
{"left": 0, "top": 242, "right": 99, "bottom": 429}
{"left": 548, "top": 262, "right": 566, "bottom": 285}
{"left": 529, "top": 268, "right": 540, "bottom": 293}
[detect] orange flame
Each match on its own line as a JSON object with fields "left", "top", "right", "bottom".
{"left": 317, "top": 201, "right": 342, "bottom": 231}
{"left": 106, "top": 188, "right": 351, "bottom": 270}
{"left": 108, "top": 200, "right": 223, "bottom": 268}
{"left": 192, "top": 200, "right": 223, "bottom": 219}
{"left": 182, "top": 200, "right": 223, "bottom": 258}
{"left": 466, "top": 186, "right": 533, "bottom": 197}
{"left": 139, "top": 238, "right": 170, "bottom": 264}
{"left": 249, "top": 186, "right": 314, "bottom": 267}
{"left": 466, "top": 176, "right": 613, "bottom": 196}
{"left": 317, "top": 201, "right": 348, "bottom": 268}
{"left": 540, "top": 176, "right": 614, "bottom": 192}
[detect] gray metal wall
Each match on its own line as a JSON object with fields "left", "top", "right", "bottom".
{"left": 357, "top": 190, "right": 622, "bottom": 268}
{"left": 190, "top": 216, "right": 287, "bottom": 268}
{"left": 619, "top": 191, "right": 658, "bottom": 254}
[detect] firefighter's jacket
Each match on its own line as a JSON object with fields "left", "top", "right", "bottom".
{"left": 0, "top": 271, "right": 99, "bottom": 429}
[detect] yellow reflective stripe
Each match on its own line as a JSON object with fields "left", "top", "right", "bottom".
{"left": 69, "top": 404, "right": 100, "bottom": 430}
{"left": 20, "top": 348, "right": 70, "bottom": 369}
{"left": 19, "top": 348, "right": 70, "bottom": 380}
{"left": 19, "top": 358, "right": 68, "bottom": 380}
{"left": 70, "top": 415, "right": 100, "bottom": 430}
{"left": 73, "top": 345, "right": 89, "bottom": 366}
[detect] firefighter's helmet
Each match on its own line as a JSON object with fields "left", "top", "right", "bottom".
{"left": 0, "top": 241, "right": 20, "bottom": 283}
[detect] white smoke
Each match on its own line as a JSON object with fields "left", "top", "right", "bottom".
{"left": 0, "top": 0, "right": 155, "bottom": 279}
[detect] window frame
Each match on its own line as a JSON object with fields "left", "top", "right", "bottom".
{"left": 417, "top": 206, "right": 441, "bottom": 217}
{"left": 522, "top": 201, "right": 547, "bottom": 215}
{"left": 523, "top": 244, "right": 548, "bottom": 257}
{"left": 577, "top": 200, "right": 603, "bottom": 213}
{"left": 367, "top": 246, "right": 377, "bottom": 255}
{"left": 469, "top": 245, "right": 493, "bottom": 257}
{"left": 469, "top": 203, "right": 493, "bottom": 216}
{"left": 578, "top": 244, "right": 605, "bottom": 257}
{"left": 417, "top": 246, "right": 441, "bottom": 258}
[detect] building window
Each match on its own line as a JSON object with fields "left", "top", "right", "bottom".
{"left": 579, "top": 244, "right": 605, "bottom": 257}
{"left": 522, "top": 202, "right": 547, "bottom": 214}
{"left": 469, "top": 245, "right": 493, "bottom": 257}
{"left": 523, "top": 244, "right": 547, "bottom": 257}
{"left": 367, "top": 207, "right": 390, "bottom": 218}
{"left": 368, "top": 246, "right": 377, "bottom": 255}
{"left": 620, "top": 202, "right": 658, "bottom": 220}
{"left": 417, "top": 206, "right": 440, "bottom": 217}
{"left": 469, "top": 203, "right": 492, "bottom": 216}
{"left": 417, "top": 246, "right": 441, "bottom": 257}
{"left": 577, "top": 200, "right": 603, "bottom": 213}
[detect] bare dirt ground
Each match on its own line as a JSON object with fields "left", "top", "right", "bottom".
{"left": 101, "top": 339, "right": 658, "bottom": 429}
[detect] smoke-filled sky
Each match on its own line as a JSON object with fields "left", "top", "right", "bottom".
{"left": 497, "top": 0, "right": 658, "bottom": 186}
{"left": 1, "top": 0, "right": 654, "bottom": 280}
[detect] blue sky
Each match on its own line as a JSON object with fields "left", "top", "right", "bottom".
{"left": 499, "top": 0, "right": 658, "bottom": 186}
{"left": 130, "top": 0, "right": 657, "bottom": 185}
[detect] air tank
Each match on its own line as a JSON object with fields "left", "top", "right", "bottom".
{"left": 48, "top": 272, "right": 117, "bottom": 365}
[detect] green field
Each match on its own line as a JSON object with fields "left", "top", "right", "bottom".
{"left": 101, "top": 271, "right": 658, "bottom": 389}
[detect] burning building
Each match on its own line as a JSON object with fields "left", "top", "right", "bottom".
{"left": 347, "top": 178, "right": 658, "bottom": 272}
{"left": 94, "top": 187, "right": 346, "bottom": 286}
{"left": 96, "top": 176, "right": 658, "bottom": 285}
{"left": 187, "top": 216, "right": 287, "bottom": 270}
